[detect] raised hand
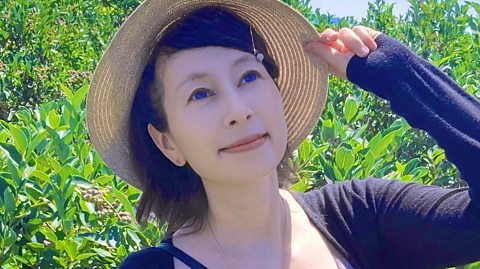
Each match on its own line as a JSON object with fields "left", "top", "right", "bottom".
{"left": 304, "top": 26, "right": 382, "bottom": 80}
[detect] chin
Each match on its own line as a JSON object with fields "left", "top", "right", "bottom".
{"left": 227, "top": 156, "right": 281, "bottom": 182}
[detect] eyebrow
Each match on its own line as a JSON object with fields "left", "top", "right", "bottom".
{"left": 175, "top": 54, "right": 257, "bottom": 91}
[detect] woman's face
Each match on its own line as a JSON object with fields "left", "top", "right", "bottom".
{"left": 149, "top": 46, "right": 288, "bottom": 185}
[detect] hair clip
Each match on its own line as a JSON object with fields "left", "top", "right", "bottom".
{"left": 254, "top": 51, "right": 264, "bottom": 62}
{"left": 250, "top": 26, "right": 264, "bottom": 63}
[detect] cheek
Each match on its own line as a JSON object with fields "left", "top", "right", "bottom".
{"left": 170, "top": 108, "right": 221, "bottom": 155}
{"left": 241, "top": 81, "right": 287, "bottom": 154}
{"left": 261, "top": 82, "right": 287, "bottom": 127}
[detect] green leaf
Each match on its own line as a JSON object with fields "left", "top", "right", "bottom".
{"left": 110, "top": 182, "right": 135, "bottom": 223}
{"left": 76, "top": 253, "right": 97, "bottom": 261}
{"left": 412, "top": 167, "right": 429, "bottom": 179}
{"left": 25, "top": 183, "right": 43, "bottom": 201}
{"left": 47, "top": 156, "right": 62, "bottom": 173}
{"left": 71, "top": 176, "right": 93, "bottom": 188}
{"left": 291, "top": 177, "right": 311, "bottom": 192}
{"left": 47, "top": 110, "right": 61, "bottom": 129}
{"left": 309, "top": 144, "right": 329, "bottom": 160}
{"left": 9, "top": 125, "right": 28, "bottom": 156}
{"left": 83, "top": 163, "right": 94, "bottom": 179}
{"left": 333, "top": 165, "right": 343, "bottom": 180}
{"left": 46, "top": 128, "right": 70, "bottom": 161}
{"left": 298, "top": 138, "right": 312, "bottom": 163}
{"left": 3, "top": 187, "right": 16, "bottom": 215}
{"left": 63, "top": 239, "right": 78, "bottom": 260}
{"left": 368, "top": 133, "right": 383, "bottom": 158}
{"left": 93, "top": 247, "right": 113, "bottom": 258}
{"left": 27, "top": 242, "right": 45, "bottom": 251}
{"left": 400, "top": 174, "right": 414, "bottom": 182}
{"left": 395, "top": 161, "right": 405, "bottom": 175}
{"left": 321, "top": 119, "right": 335, "bottom": 142}
{"left": 335, "top": 147, "right": 355, "bottom": 173}
{"left": 127, "top": 229, "right": 142, "bottom": 245}
{"left": 363, "top": 150, "right": 376, "bottom": 174}
{"left": 73, "top": 85, "right": 89, "bottom": 112}
{"left": 58, "top": 166, "right": 80, "bottom": 183}
{"left": 405, "top": 158, "right": 421, "bottom": 174}
{"left": 4, "top": 226, "right": 17, "bottom": 246}
{"left": 433, "top": 55, "right": 452, "bottom": 67}
{"left": 31, "top": 170, "right": 52, "bottom": 184}
{"left": 40, "top": 227, "right": 58, "bottom": 244}
{"left": 117, "top": 245, "right": 127, "bottom": 256}
{"left": 96, "top": 175, "right": 114, "bottom": 186}
{"left": 59, "top": 84, "right": 74, "bottom": 103}
{"left": 0, "top": 142, "right": 23, "bottom": 166}
{"left": 27, "top": 130, "right": 48, "bottom": 157}
{"left": 344, "top": 98, "right": 359, "bottom": 123}
{"left": 79, "top": 199, "right": 96, "bottom": 214}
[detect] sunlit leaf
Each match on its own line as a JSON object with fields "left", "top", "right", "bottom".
{"left": 344, "top": 98, "right": 359, "bottom": 123}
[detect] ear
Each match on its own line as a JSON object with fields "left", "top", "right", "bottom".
{"left": 147, "top": 124, "right": 186, "bottom": 166}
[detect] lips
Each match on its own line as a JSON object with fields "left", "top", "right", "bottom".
{"left": 221, "top": 133, "right": 268, "bottom": 151}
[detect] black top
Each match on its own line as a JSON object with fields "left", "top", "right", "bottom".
{"left": 119, "top": 34, "right": 480, "bottom": 269}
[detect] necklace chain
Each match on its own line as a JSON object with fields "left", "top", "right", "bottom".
{"left": 207, "top": 196, "right": 289, "bottom": 269}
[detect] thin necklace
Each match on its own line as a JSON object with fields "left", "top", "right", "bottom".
{"left": 207, "top": 197, "right": 290, "bottom": 269}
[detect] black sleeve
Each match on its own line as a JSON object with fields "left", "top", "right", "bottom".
{"left": 315, "top": 34, "right": 480, "bottom": 268}
{"left": 347, "top": 34, "right": 480, "bottom": 205}
{"left": 298, "top": 178, "right": 480, "bottom": 269}
{"left": 118, "top": 247, "right": 174, "bottom": 269}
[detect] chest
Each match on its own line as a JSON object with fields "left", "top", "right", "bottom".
{"left": 287, "top": 209, "right": 342, "bottom": 269}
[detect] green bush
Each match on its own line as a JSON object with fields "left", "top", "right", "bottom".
{"left": 0, "top": 0, "right": 479, "bottom": 268}
{"left": 0, "top": 0, "right": 141, "bottom": 120}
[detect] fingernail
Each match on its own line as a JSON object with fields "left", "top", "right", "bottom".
{"left": 361, "top": 46, "right": 369, "bottom": 56}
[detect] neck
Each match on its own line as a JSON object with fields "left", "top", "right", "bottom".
{"left": 201, "top": 171, "right": 290, "bottom": 254}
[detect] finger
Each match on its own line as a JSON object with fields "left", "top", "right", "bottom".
{"left": 352, "top": 26, "right": 377, "bottom": 51}
{"left": 304, "top": 41, "right": 350, "bottom": 78}
{"left": 365, "top": 27, "right": 383, "bottom": 40}
{"left": 338, "top": 27, "right": 370, "bottom": 57}
{"left": 326, "top": 39, "right": 346, "bottom": 52}
{"left": 318, "top": 28, "right": 339, "bottom": 43}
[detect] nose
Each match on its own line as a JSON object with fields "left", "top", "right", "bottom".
{"left": 223, "top": 91, "right": 254, "bottom": 128}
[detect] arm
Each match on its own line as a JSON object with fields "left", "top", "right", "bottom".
{"left": 345, "top": 34, "right": 480, "bottom": 268}
{"left": 298, "top": 177, "right": 480, "bottom": 269}
{"left": 347, "top": 34, "right": 480, "bottom": 205}
{"left": 304, "top": 31, "right": 480, "bottom": 268}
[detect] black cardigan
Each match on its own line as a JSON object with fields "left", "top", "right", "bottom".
{"left": 119, "top": 34, "right": 480, "bottom": 269}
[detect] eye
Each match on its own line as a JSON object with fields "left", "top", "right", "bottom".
{"left": 187, "top": 71, "right": 262, "bottom": 103}
{"left": 188, "top": 88, "right": 213, "bottom": 102}
{"left": 240, "top": 70, "right": 261, "bottom": 85}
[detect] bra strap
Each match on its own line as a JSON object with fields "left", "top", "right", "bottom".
{"left": 158, "top": 238, "right": 208, "bottom": 269}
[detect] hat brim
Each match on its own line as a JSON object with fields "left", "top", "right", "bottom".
{"left": 86, "top": 0, "right": 328, "bottom": 189}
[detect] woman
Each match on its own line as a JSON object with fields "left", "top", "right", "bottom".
{"left": 86, "top": 0, "right": 480, "bottom": 268}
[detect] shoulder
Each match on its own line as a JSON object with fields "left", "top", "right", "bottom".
{"left": 293, "top": 177, "right": 464, "bottom": 216}
{"left": 292, "top": 178, "right": 413, "bottom": 218}
{"left": 119, "top": 246, "right": 173, "bottom": 269}
{"left": 294, "top": 178, "right": 396, "bottom": 204}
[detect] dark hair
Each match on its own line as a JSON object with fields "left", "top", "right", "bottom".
{"left": 129, "top": 6, "right": 297, "bottom": 238}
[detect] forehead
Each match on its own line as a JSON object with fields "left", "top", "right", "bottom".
{"left": 158, "top": 47, "right": 261, "bottom": 99}
{"left": 162, "top": 46, "right": 257, "bottom": 77}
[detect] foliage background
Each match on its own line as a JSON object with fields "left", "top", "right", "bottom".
{"left": 0, "top": 0, "right": 479, "bottom": 268}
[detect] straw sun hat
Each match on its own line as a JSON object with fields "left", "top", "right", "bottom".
{"left": 86, "top": 0, "right": 329, "bottom": 189}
